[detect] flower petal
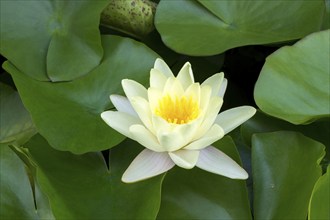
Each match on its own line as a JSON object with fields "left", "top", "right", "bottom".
{"left": 154, "top": 116, "right": 202, "bottom": 152}
{"left": 150, "top": 68, "right": 168, "bottom": 90}
{"left": 154, "top": 58, "right": 173, "bottom": 77}
{"left": 122, "top": 149, "right": 175, "bottom": 183}
{"left": 101, "top": 111, "right": 140, "bottom": 139}
{"left": 196, "top": 146, "right": 248, "bottom": 179}
{"left": 110, "top": 95, "right": 137, "bottom": 117}
{"left": 169, "top": 149, "right": 199, "bottom": 169}
{"left": 130, "top": 96, "right": 154, "bottom": 133}
{"left": 129, "top": 124, "right": 164, "bottom": 152}
{"left": 177, "top": 62, "right": 194, "bottom": 89}
{"left": 122, "top": 79, "right": 148, "bottom": 100}
{"left": 202, "top": 72, "right": 224, "bottom": 97}
{"left": 163, "top": 77, "right": 184, "bottom": 97}
{"left": 148, "top": 87, "right": 163, "bottom": 112}
{"left": 215, "top": 106, "right": 256, "bottom": 135}
{"left": 194, "top": 96, "right": 223, "bottom": 140}
{"left": 185, "top": 124, "right": 224, "bottom": 150}
{"left": 219, "top": 78, "right": 227, "bottom": 98}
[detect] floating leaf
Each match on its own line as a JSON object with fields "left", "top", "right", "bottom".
{"left": 155, "top": 0, "right": 325, "bottom": 55}
{"left": 254, "top": 30, "right": 330, "bottom": 124}
{"left": 5, "top": 35, "right": 159, "bottom": 153}
{"left": 252, "top": 131, "right": 325, "bottom": 219}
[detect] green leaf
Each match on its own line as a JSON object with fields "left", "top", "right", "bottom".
{"left": 254, "top": 30, "right": 330, "bottom": 124}
{"left": 157, "top": 136, "right": 251, "bottom": 220}
{"left": 0, "top": 144, "right": 54, "bottom": 219}
{"left": 4, "top": 35, "right": 159, "bottom": 153}
{"left": 155, "top": 0, "right": 325, "bottom": 55}
{"left": 309, "top": 165, "right": 330, "bottom": 220}
{"left": 252, "top": 131, "right": 325, "bottom": 220}
{"left": 26, "top": 134, "right": 164, "bottom": 219}
{"left": 0, "top": 83, "right": 36, "bottom": 145}
{"left": 0, "top": 0, "right": 107, "bottom": 81}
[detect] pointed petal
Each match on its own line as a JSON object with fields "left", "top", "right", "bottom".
{"left": 150, "top": 68, "right": 168, "bottom": 90}
{"left": 185, "top": 124, "right": 224, "bottom": 150}
{"left": 169, "top": 149, "right": 199, "bottom": 169}
{"left": 155, "top": 116, "right": 202, "bottom": 152}
{"left": 194, "top": 96, "right": 223, "bottom": 140}
{"left": 219, "top": 78, "right": 227, "bottom": 98}
{"left": 215, "top": 106, "right": 256, "bottom": 135}
{"left": 202, "top": 73, "right": 224, "bottom": 97}
{"left": 148, "top": 87, "right": 163, "bottom": 112}
{"left": 177, "top": 62, "right": 194, "bottom": 89}
{"left": 154, "top": 58, "right": 173, "bottom": 77}
{"left": 163, "top": 77, "right": 184, "bottom": 97}
{"left": 130, "top": 96, "right": 154, "bottom": 133}
{"left": 122, "top": 149, "right": 175, "bottom": 183}
{"left": 183, "top": 83, "right": 200, "bottom": 106}
{"left": 196, "top": 146, "right": 248, "bottom": 179}
{"left": 129, "top": 124, "right": 164, "bottom": 152}
{"left": 122, "top": 79, "right": 147, "bottom": 100}
{"left": 101, "top": 111, "right": 140, "bottom": 139}
{"left": 110, "top": 95, "right": 137, "bottom": 117}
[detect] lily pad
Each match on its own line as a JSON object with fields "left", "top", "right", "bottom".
{"left": 26, "top": 134, "right": 164, "bottom": 219}
{"left": 155, "top": 0, "right": 325, "bottom": 55}
{"left": 4, "top": 35, "right": 158, "bottom": 153}
{"left": 0, "top": 0, "right": 107, "bottom": 81}
{"left": 0, "top": 83, "right": 36, "bottom": 145}
{"left": 252, "top": 131, "right": 325, "bottom": 219}
{"left": 254, "top": 30, "right": 330, "bottom": 124}
{"left": 157, "top": 136, "right": 251, "bottom": 220}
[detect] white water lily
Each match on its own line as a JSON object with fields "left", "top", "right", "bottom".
{"left": 101, "top": 59, "right": 256, "bottom": 183}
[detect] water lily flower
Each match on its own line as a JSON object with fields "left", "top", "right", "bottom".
{"left": 101, "top": 59, "right": 256, "bottom": 183}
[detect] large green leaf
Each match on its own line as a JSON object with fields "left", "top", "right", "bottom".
{"left": 0, "top": 83, "right": 36, "bottom": 145}
{"left": 26, "top": 134, "right": 164, "bottom": 219}
{"left": 0, "top": 0, "right": 107, "bottom": 81}
{"left": 309, "top": 165, "right": 330, "bottom": 220}
{"left": 254, "top": 30, "right": 330, "bottom": 124}
{"left": 0, "top": 144, "right": 54, "bottom": 219}
{"left": 252, "top": 131, "right": 325, "bottom": 220}
{"left": 157, "top": 136, "right": 251, "bottom": 220}
{"left": 4, "top": 35, "right": 159, "bottom": 153}
{"left": 155, "top": 0, "right": 325, "bottom": 55}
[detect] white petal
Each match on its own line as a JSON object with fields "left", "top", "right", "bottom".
{"left": 129, "top": 124, "right": 164, "bottom": 152}
{"left": 169, "top": 149, "right": 199, "bottom": 169}
{"left": 150, "top": 68, "right": 168, "bottom": 90}
{"left": 155, "top": 116, "right": 202, "bottom": 152}
{"left": 130, "top": 96, "right": 154, "bottom": 133}
{"left": 122, "top": 79, "right": 148, "bottom": 100}
{"left": 110, "top": 95, "right": 137, "bottom": 117}
{"left": 202, "top": 73, "right": 224, "bottom": 97}
{"left": 194, "top": 96, "right": 223, "bottom": 140}
{"left": 148, "top": 87, "right": 163, "bottom": 112}
{"left": 101, "top": 111, "right": 140, "bottom": 139}
{"left": 122, "top": 149, "right": 175, "bottom": 183}
{"left": 183, "top": 83, "right": 200, "bottom": 106}
{"left": 196, "top": 146, "right": 248, "bottom": 179}
{"left": 177, "top": 62, "right": 194, "bottom": 89}
{"left": 163, "top": 77, "right": 184, "bottom": 97}
{"left": 219, "top": 78, "right": 227, "bottom": 98}
{"left": 215, "top": 106, "right": 256, "bottom": 135}
{"left": 154, "top": 58, "right": 173, "bottom": 77}
{"left": 184, "top": 124, "right": 224, "bottom": 150}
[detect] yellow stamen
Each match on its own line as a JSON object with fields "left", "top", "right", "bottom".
{"left": 155, "top": 94, "right": 200, "bottom": 124}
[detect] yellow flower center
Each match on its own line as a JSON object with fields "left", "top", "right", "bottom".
{"left": 155, "top": 94, "right": 200, "bottom": 124}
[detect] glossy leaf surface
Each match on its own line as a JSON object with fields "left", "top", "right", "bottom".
{"left": 254, "top": 30, "right": 330, "bottom": 124}
{"left": 5, "top": 35, "right": 158, "bottom": 153}
{"left": 157, "top": 136, "right": 251, "bottom": 220}
{"left": 252, "top": 131, "right": 325, "bottom": 219}
{"left": 26, "top": 135, "right": 164, "bottom": 219}
{"left": 155, "top": 0, "right": 325, "bottom": 55}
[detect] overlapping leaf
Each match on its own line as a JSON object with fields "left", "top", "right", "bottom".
{"left": 254, "top": 30, "right": 330, "bottom": 124}
{"left": 252, "top": 131, "right": 325, "bottom": 219}
{"left": 155, "top": 0, "right": 325, "bottom": 55}
{"left": 26, "top": 134, "right": 164, "bottom": 219}
{"left": 157, "top": 136, "right": 251, "bottom": 220}
{"left": 4, "top": 35, "right": 158, "bottom": 153}
{"left": 0, "top": 0, "right": 107, "bottom": 81}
